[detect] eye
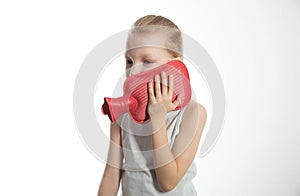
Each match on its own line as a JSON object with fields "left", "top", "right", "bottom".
{"left": 143, "top": 60, "right": 153, "bottom": 64}
{"left": 126, "top": 59, "right": 133, "bottom": 65}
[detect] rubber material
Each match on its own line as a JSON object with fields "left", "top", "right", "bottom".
{"left": 101, "top": 60, "right": 191, "bottom": 123}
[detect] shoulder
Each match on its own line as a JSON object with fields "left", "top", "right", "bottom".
{"left": 182, "top": 100, "right": 207, "bottom": 124}
{"left": 177, "top": 100, "right": 207, "bottom": 142}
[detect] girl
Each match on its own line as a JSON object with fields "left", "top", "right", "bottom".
{"left": 98, "top": 15, "right": 207, "bottom": 196}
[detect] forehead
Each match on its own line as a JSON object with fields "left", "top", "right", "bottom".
{"left": 125, "top": 47, "right": 170, "bottom": 58}
{"left": 126, "top": 31, "right": 167, "bottom": 51}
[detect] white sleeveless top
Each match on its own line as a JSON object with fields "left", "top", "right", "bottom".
{"left": 118, "top": 107, "right": 197, "bottom": 196}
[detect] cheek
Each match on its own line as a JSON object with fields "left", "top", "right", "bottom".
{"left": 141, "top": 63, "right": 161, "bottom": 73}
{"left": 127, "top": 62, "right": 164, "bottom": 76}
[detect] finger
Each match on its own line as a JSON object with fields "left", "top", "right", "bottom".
{"left": 148, "top": 82, "right": 156, "bottom": 103}
{"left": 161, "top": 72, "right": 167, "bottom": 95}
{"left": 168, "top": 75, "right": 174, "bottom": 97}
{"left": 154, "top": 74, "right": 161, "bottom": 98}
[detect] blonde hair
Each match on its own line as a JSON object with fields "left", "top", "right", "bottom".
{"left": 128, "top": 15, "right": 183, "bottom": 58}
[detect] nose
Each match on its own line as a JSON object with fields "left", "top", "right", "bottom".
{"left": 129, "top": 63, "right": 143, "bottom": 76}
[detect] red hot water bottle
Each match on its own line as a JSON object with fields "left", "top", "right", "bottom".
{"left": 101, "top": 60, "right": 191, "bottom": 123}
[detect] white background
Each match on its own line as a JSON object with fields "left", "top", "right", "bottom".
{"left": 0, "top": 0, "right": 300, "bottom": 195}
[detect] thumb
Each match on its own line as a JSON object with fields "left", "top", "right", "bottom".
{"left": 172, "top": 94, "right": 181, "bottom": 107}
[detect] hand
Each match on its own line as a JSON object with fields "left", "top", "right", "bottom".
{"left": 147, "top": 72, "right": 180, "bottom": 118}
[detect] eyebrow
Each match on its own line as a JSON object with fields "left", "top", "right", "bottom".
{"left": 124, "top": 51, "right": 130, "bottom": 57}
{"left": 124, "top": 52, "right": 156, "bottom": 59}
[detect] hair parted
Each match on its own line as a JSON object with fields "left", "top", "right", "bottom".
{"left": 129, "top": 15, "right": 183, "bottom": 58}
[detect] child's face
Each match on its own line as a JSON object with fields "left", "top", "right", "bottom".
{"left": 125, "top": 47, "right": 178, "bottom": 77}
{"left": 125, "top": 31, "right": 181, "bottom": 77}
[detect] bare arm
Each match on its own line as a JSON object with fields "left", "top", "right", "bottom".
{"left": 98, "top": 122, "right": 123, "bottom": 196}
{"left": 151, "top": 101, "right": 206, "bottom": 192}
{"left": 147, "top": 72, "right": 207, "bottom": 192}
